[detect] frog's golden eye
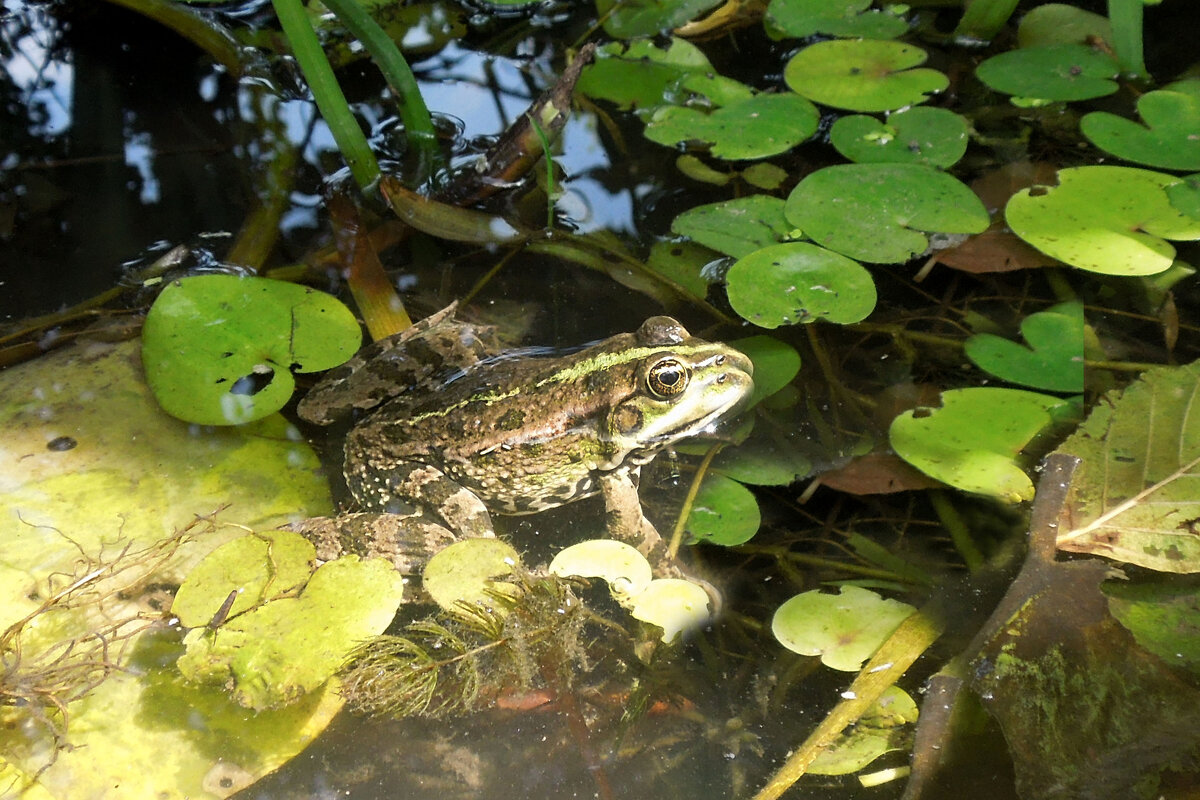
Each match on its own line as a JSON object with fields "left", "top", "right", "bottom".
{"left": 647, "top": 358, "right": 689, "bottom": 399}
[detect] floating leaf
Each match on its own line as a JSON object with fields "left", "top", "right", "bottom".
{"left": 549, "top": 540, "right": 653, "bottom": 604}
{"left": 686, "top": 473, "right": 761, "bottom": 545}
{"left": 728, "top": 334, "right": 802, "bottom": 405}
{"left": 1080, "top": 83, "right": 1200, "bottom": 171}
{"left": 1103, "top": 581, "right": 1200, "bottom": 676}
{"left": 785, "top": 163, "right": 989, "bottom": 264}
{"left": 771, "top": 586, "right": 916, "bottom": 671}
{"left": 671, "top": 195, "right": 794, "bottom": 258}
{"left": 645, "top": 92, "right": 819, "bottom": 160}
{"left": 577, "top": 39, "right": 713, "bottom": 110}
{"left": 594, "top": 0, "right": 723, "bottom": 38}
{"left": 975, "top": 43, "right": 1118, "bottom": 102}
{"left": 1055, "top": 361, "right": 1200, "bottom": 572}
{"left": 726, "top": 242, "right": 877, "bottom": 327}
{"left": 713, "top": 431, "right": 811, "bottom": 485}
{"left": 646, "top": 240, "right": 713, "bottom": 300}
{"left": 1016, "top": 3, "right": 1112, "bottom": 48}
{"left": 422, "top": 538, "right": 522, "bottom": 612}
{"left": 766, "top": 0, "right": 908, "bottom": 39}
{"left": 629, "top": 578, "right": 713, "bottom": 642}
{"left": 889, "top": 387, "right": 1070, "bottom": 502}
{"left": 964, "top": 301, "right": 1085, "bottom": 392}
{"left": 830, "top": 107, "right": 969, "bottom": 167}
{"left": 1005, "top": 166, "right": 1200, "bottom": 275}
{"left": 141, "top": 275, "right": 362, "bottom": 425}
{"left": 784, "top": 39, "right": 948, "bottom": 112}
{"left": 1167, "top": 173, "right": 1200, "bottom": 219}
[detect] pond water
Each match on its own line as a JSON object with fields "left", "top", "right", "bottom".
{"left": 3, "top": 0, "right": 1200, "bottom": 798}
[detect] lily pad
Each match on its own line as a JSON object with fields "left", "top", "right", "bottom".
{"left": 889, "top": 387, "right": 1071, "bottom": 502}
{"left": 645, "top": 92, "right": 819, "bottom": 160}
{"left": 686, "top": 473, "right": 761, "bottom": 545}
{"left": 1016, "top": 3, "right": 1112, "bottom": 48}
{"left": 783, "top": 39, "right": 948, "bottom": 112}
{"left": 1005, "top": 166, "right": 1200, "bottom": 275}
{"left": 771, "top": 585, "right": 916, "bottom": 671}
{"left": 728, "top": 334, "right": 802, "bottom": 406}
{"left": 577, "top": 39, "right": 714, "bottom": 111}
{"left": 785, "top": 163, "right": 990, "bottom": 264}
{"left": 594, "top": 0, "right": 724, "bottom": 38}
{"left": 975, "top": 43, "right": 1118, "bottom": 102}
{"left": 422, "top": 538, "right": 522, "bottom": 613}
{"left": 141, "top": 275, "right": 361, "bottom": 425}
{"left": 964, "top": 301, "right": 1085, "bottom": 392}
{"left": 629, "top": 578, "right": 713, "bottom": 642}
{"left": 766, "top": 0, "right": 908, "bottom": 39}
{"left": 671, "top": 195, "right": 794, "bottom": 258}
{"left": 646, "top": 240, "right": 714, "bottom": 300}
{"left": 549, "top": 540, "right": 653, "bottom": 604}
{"left": 830, "top": 107, "right": 969, "bottom": 167}
{"left": 1080, "top": 83, "right": 1200, "bottom": 171}
{"left": 726, "top": 242, "right": 877, "bottom": 327}
{"left": 713, "top": 431, "right": 811, "bottom": 486}
{"left": 176, "top": 538, "right": 405, "bottom": 710}
{"left": 1167, "top": 173, "right": 1200, "bottom": 220}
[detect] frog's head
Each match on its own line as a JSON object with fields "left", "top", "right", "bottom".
{"left": 602, "top": 317, "right": 754, "bottom": 467}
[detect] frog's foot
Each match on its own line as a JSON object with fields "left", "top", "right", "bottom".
{"left": 287, "top": 512, "right": 489, "bottom": 576}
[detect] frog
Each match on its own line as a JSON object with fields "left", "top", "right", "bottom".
{"left": 293, "top": 305, "right": 753, "bottom": 576}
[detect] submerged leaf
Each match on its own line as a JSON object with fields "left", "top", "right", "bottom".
{"left": 772, "top": 586, "right": 916, "bottom": 671}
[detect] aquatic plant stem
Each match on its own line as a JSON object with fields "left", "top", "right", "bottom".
{"left": 271, "top": 0, "right": 379, "bottom": 190}
{"left": 103, "top": 0, "right": 244, "bottom": 76}
{"left": 1107, "top": 0, "right": 1147, "bottom": 79}
{"left": 319, "top": 0, "right": 440, "bottom": 177}
{"left": 953, "top": 0, "right": 1019, "bottom": 41}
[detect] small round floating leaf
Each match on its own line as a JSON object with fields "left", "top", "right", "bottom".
{"left": 577, "top": 39, "right": 713, "bottom": 110}
{"left": 596, "top": 0, "right": 724, "bottom": 38}
{"left": 964, "top": 301, "right": 1084, "bottom": 392}
{"left": 771, "top": 586, "right": 916, "bottom": 671}
{"left": 141, "top": 275, "right": 361, "bottom": 425}
{"left": 630, "top": 578, "right": 713, "bottom": 642}
{"left": 728, "top": 335, "right": 801, "bottom": 406}
{"left": 1017, "top": 3, "right": 1112, "bottom": 48}
{"left": 549, "top": 540, "right": 653, "bottom": 605}
{"left": 423, "top": 539, "right": 521, "bottom": 613}
{"left": 1167, "top": 174, "right": 1200, "bottom": 220}
{"left": 1005, "top": 166, "right": 1200, "bottom": 275}
{"left": 672, "top": 195, "right": 793, "bottom": 259}
{"left": 646, "top": 240, "right": 713, "bottom": 300}
{"left": 889, "top": 387, "right": 1070, "bottom": 502}
{"left": 727, "top": 242, "right": 877, "bottom": 328}
{"left": 830, "top": 107, "right": 969, "bottom": 167}
{"left": 766, "top": 0, "right": 908, "bottom": 39}
{"left": 1080, "top": 87, "right": 1200, "bottom": 171}
{"left": 784, "top": 40, "right": 948, "bottom": 112}
{"left": 645, "top": 93, "right": 819, "bottom": 160}
{"left": 686, "top": 473, "right": 761, "bottom": 545}
{"left": 784, "top": 163, "right": 989, "bottom": 263}
{"left": 975, "top": 43, "right": 1118, "bottom": 102}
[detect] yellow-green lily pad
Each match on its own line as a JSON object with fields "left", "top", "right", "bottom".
{"left": 889, "top": 387, "right": 1071, "bottom": 502}
{"left": 964, "top": 301, "right": 1085, "bottom": 392}
{"left": 1080, "top": 82, "right": 1200, "bottom": 171}
{"left": 645, "top": 92, "right": 819, "bottom": 160}
{"left": 629, "top": 578, "right": 713, "bottom": 642}
{"left": 1005, "top": 166, "right": 1200, "bottom": 276}
{"left": 422, "top": 538, "right": 521, "bottom": 613}
{"left": 549, "top": 540, "right": 653, "bottom": 604}
{"left": 728, "top": 334, "right": 802, "bottom": 406}
{"left": 726, "top": 242, "right": 878, "bottom": 327}
{"left": 975, "top": 43, "right": 1118, "bottom": 102}
{"left": 784, "top": 39, "right": 948, "bottom": 112}
{"left": 771, "top": 585, "right": 916, "bottom": 671}
{"left": 809, "top": 685, "right": 919, "bottom": 775}
{"left": 577, "top": 38, "right": 714, "bottom": 111}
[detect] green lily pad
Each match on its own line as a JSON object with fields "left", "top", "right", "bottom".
{"left": 785, "top": 163, "right": 989, "bottom": 264}
{"left": 771, "top": 586, "right": 916, "bottom": 671}
{"left": 1080, "top": 83, "right": 1200, "bottom": 171}
{"left": 645, "top": 92, "right": 819, "bottom": 160}
{"left": 422, "top": 538, "right": 522, "bottom": 613}
{"left": 964, "top": 301, "right": 1085, "bottom": 392}
{"left": 1016, "top": 3, "right": 1112, "bottom": 48}
{"left": 783, "top": 39, "right": 948, "bottom": 112}
{"left": 742, "top": 162, "right": 789, "bottom": 190}
{"left": 176, "top": 537, "right": 405, "bottom": 710}
{"left": 549, "top": 540, "right": 653, "bottom": 604}
{"left": 142, "top": 275, "right": 361, "bottom": 425}
{"left": 594, "top": 0, "right": 724, "bottom": 38}
{"left": 728, "top": 334, "right": 802, "bottom": 406}
{"left": 1103, "top": 581, "right": 1200, "bottom": 676}
{"left": 1167, "top": 173, "right": 1200, "bottom": 219}
{"left": 713, "top": 431, "right": 811, "bottom": 486}
{"left": 726, "top": 242, "right": 877, "bottom": 327}
{"left": 671, "top": 195, "right": 794, "bottom": 258}
{"left": 975, "top": 43, "right": 1118, "bottom": 102}
{"left": 889, "top": 387, "right": 1070, "bottom": 502}
{"left": 1005, "top": 166, "right": 1200, "bottom": 276}
{"left": 629, "top": 578, "right": 714, "bottom": 642}
{"left": 646, "top": 240, "right": 714, "bottom": 300}
{"left": 686, "top": 473, "right": 761, "bottom": 545}
{"left": 577, "top": 39, "right": 715, "bottom": 111}
{"left": 830, "top": 107, "right": 969, "bottom": 167}
{"left": 766, "top": 0, "right": 908, "bottom": 39}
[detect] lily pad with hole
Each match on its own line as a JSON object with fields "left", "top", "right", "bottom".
{"left": 686, "top": 473, "right": 761, "bottom": 545}
{"left": 645, "top": 92, "right": 819, "bottom": 160}
{"left": 1005, "top": 166, "right": 1200, "bottom": 276}
{"left": 576, "top": 38, "right": 714, "bottom": 111}
{"left": 975, "top": 43, "right": 1118, "bottom": 102}
{"left": 785, "top": 163, "right": 990, "bottom": 264}
{"left": 766, "top": 0, "right": 908, "bottom": 39}
{"left": 594, "top": 0, "right": 724, "bottom": 38}
{"left": 141, "top": 275, "right": 361, "bottom": 426}
{"left": 726, "top": 242, "right": 877, "bottom": 327}
{"left": 784, "top": 39, "right": 948, "bottom": 112}
{"left": 964, "top": 301, "right": 1085, "bottom": 392}
{"left": 671, "top": 195, "right": 794, "bottom": 258}
{"left": 889, "top": 387, "right": 1071, "bottom": 502}
{"left": 771, "top": 586, "right": 916, "bottom": 671}
{"left": 1080, "top": 82, "right": 1200, "bottom": 171}
{"left": 830, "top": 107, "right": 969, "bottom": 167}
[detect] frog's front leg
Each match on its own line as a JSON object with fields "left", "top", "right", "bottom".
{"left": 347, "top": 457, "right": 495, "bottom": 540}
{"left": 599, "top": 469, "right": 672, "bottom": 570}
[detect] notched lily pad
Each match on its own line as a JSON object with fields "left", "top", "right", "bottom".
{"left": 830, "top": 107, "right": 969, "bottom": 167}
{"left": 629, "top": 578, "right": 713, "bottom": 642}
{"left": 686, "top": 473, "right": 761, "bottom": 545}
{"left": 727, "top": 242, "right": 877, "bottom": 327}
{"left": 784, "top": 39, "right": 948, "bottom": 112}
{"left": 771, "top": 585, "right": 916, "bottom": 671}
{"left": 671, "top": 195, "right": 794, "bottom": 258}
{"left": 975, "top": 43, "right": 1118, "bottom": 102}
{"left": 1081, "top": 82, "right": 1200, "bottom": 171}
{"left": 645, "top": 92, "right": 819, "bottom": 160}
{"left": 141, "top": 275, "right": 361, "bottom": 426}
{"left": 1005, "top": 166, "right": 1200, "bottom": 275}
{"left": 785, "top": 163, "right": 989, "bottom": 264}
{"left": 766, "top": 0, "right": 908, "bottom": 39}
{"left": 964, "top": 301, "right": 1084, "bottom": 392}
{"left": 549, "top": 540, "right": 653, "bottom": 604}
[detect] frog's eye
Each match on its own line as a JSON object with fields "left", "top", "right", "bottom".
{"left": 647, "top": 358, "right": 689, "bottom": 399}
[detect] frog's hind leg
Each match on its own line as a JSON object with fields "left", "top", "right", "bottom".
{"left": 348, "top": 458, "right": 495, "bottom": 540}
